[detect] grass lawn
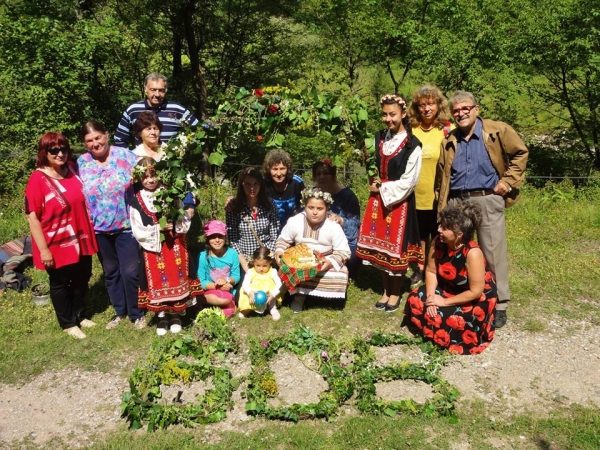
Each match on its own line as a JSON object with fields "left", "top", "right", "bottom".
{"left": 1, "top": 181, "right": 599, "bottom": 449}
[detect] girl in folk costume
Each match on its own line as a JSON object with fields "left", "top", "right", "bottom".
{"left": 275, "top": 187, "right": 351, "bottom": 313}
{"left": 356, "top": 94, "right": 424, "bottom": 313}
{"left": 238, "top": 247, "right": 283, "bottom": 321}
{"left": 129, "top": 158, "right": 202, "bottom": 336}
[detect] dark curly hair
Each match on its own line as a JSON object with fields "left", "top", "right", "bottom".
{"left": 439, "top": 201, "right": 482, "bottom": 243}
{"left": 262, "top": 148, "right": 294, "bottom": 183}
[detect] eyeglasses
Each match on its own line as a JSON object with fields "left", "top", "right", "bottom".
{"left": 451, "top": 105, "right": 477, "bottom": 116}
{"left": 48, "top": 147, "right": 68, "bottom": 155}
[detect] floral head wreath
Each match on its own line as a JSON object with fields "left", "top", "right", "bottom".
{"left": 132, "top": 164, "right": 155, "bottom": 182}
{"left": 380, "top": 94, "right": 407, "bottom": 110}
{"left": 300, "top": 187, "right": 334, "bottom": 207}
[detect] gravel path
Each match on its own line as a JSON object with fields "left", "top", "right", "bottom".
{"left": 1, "top": 319, "right": 598, "bottom": 448}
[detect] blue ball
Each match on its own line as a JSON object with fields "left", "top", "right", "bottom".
{"left": 254, "top": 290, "right": 268, "bottom": 306}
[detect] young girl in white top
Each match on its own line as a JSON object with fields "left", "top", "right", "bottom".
{"left": 238, "top": 247, "right": 282, "bottom": 321}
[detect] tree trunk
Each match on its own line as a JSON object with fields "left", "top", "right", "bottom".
{"left": 180, "top": 0, "right": 208, "bottom": 119}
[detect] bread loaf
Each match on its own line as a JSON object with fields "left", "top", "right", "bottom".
{"left": 281, "top": 243, "right": 317, "bottom": 268}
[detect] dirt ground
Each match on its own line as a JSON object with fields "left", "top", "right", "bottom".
{"left": 1, "top": 318, "right": 599, "bottom": 448}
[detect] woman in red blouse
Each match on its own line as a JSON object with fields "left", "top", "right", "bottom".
{"left": 25, "top": 133, "right": 98, "bottom": 339}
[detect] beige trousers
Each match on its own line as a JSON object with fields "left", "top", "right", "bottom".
{"left": 449, "top": 194, "right": 510, "bottom": 311}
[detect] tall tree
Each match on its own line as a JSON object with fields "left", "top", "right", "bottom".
{"left": 507, "top": 0, "right": 600, "bottom": 168}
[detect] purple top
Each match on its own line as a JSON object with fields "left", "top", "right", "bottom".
{"left": 77, "top": 146, "right": 137, "bottom": 233}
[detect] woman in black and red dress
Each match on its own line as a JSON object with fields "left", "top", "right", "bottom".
{"left": 356, "top": 94, "right": 423, "bottom": 313}
{"left": 405, "top": 202, "right": 498, "bottom": 355}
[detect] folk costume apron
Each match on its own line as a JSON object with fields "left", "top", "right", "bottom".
{"left": 356, "top": 131, "right": 423, "bottom": 275}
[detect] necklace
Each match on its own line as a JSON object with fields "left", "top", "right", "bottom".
{"left": 419, "top": 124, "right": 434, "bottom": 132}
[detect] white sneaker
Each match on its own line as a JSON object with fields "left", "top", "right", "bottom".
{"left": 157, "top": 314, "right": 169, "bottom": 336}
{"left": 133, "top": 316, "right": 147, "bottom": 329}
{"left": 64, "top": 326, "right": 86, "bottom": 339}
{"left": 290, "top": 295, "right": 305, "bottom": 314}
{"left": 270, "top": 307, "right": 281, "bottom": 321}
{"left": 169, "top": 315, "right": 182, "bottom": 333}
{"left": 79, "top": 319, "right": 96, "bottom": 328}
{"left": 238, "top": 312, "right": 246, "bottom": 319}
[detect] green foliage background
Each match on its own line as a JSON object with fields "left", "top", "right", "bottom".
{"left": 1, "top": 0, "right": 599, "bottom": 198}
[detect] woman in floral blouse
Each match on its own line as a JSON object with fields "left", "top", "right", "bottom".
{"left": 77, "top": 121, "right": 146, "bottom": 330}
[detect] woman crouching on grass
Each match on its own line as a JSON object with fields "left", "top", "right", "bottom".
{"left": 404, "top": 202, "right": 497, "bottom": 354}
{"left": 275, "top": 187, "right": 350, "bottom": 313}
{"left": 129, "top": 158, "right": 202, "bottom": 335}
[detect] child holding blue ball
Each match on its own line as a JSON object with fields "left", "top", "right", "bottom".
{"left": 238, "top": 247, "right": 282, "bottom": 320}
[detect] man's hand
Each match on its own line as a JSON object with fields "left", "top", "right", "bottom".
{"left": 493, "top": 181, "right": 511, "bottom": 196}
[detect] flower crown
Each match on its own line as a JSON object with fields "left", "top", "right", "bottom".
{"left": 132, "top": 164, "right": 155, "bottom": 182}
{"left": 380, "top": 94, "right": 406, "bottom": 109}
{"left": 300, "top": 187, "right": 334, "bottom": 206}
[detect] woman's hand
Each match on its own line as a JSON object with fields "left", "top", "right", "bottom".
{"left": 275, "top": 253, "right": 282, "bottom": 266}
{"left": 426, "top": 305, "right": 438, "bottom": 317}
{"left": 327, "top": 213, "right": 344, "bottom": 226}
{"left": 238, "top": 254, "right": 249, "bottom": 272}
{"left": 163, "top": 223, "right": 174, "bottom": 231}
{"left": 368, "top": 180, "right": 381, "bottom": 193}
{"left": 319, "top": 259, "right": 333, "bottom": 272}
{"left": 40, "top": 248, "right": 54, "bottom": 268}
{"left": 425, "top": 293, "right": 445, "bottom": 309}
{"left": 224, "top": 196, "right": 235, "bottom": 213}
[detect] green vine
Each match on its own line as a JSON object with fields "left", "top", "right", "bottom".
{"left": 120, "top": 309, "right": 240, "bottom": 431}
{"left": 244, "top": 325, "right": 355, "bottom": 422}
{"left": 121, "top": 321, "right": 459, "bottom": 430}
{"left": 355, "top": 332, "right": 459, "bottom": 418}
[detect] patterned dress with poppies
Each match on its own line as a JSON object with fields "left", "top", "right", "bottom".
{"left": 405, "top": 238, "right": 497, "bottom": 355}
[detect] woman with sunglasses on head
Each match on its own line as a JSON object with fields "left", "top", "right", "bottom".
{"left": 25, "top": 133, "right": 99, "bottom": 339}
{"left": 356, "top": 94, "right": 424, "bottom": 313}
{"left": 407, "top": 85, "right": 453, "bottom": 288}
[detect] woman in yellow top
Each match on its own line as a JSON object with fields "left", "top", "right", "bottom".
{"left": 409, "top": 85, "right": 453, "bottom": 287}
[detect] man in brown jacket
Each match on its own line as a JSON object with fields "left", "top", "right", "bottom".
{"left": 435, "top": 91, "right": 528, "bottom": 328}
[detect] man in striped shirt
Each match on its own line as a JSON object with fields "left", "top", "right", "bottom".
{"left": 114, "top": 73, "right": 199, "bottom": 148}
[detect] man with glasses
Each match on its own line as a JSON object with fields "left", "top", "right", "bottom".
{"left": 114, "top": 73, "right": 199, "bottom": 148}
{"left": 435, "top": 91, "right": 528, "bottom": 328}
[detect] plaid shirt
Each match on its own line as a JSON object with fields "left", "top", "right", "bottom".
{"left": 226, "top": 200, "right": 280, "bottom": 259}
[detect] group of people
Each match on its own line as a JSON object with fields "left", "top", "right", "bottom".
{"left": 24, "top": 72, "right": 528, "bottom": 355}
